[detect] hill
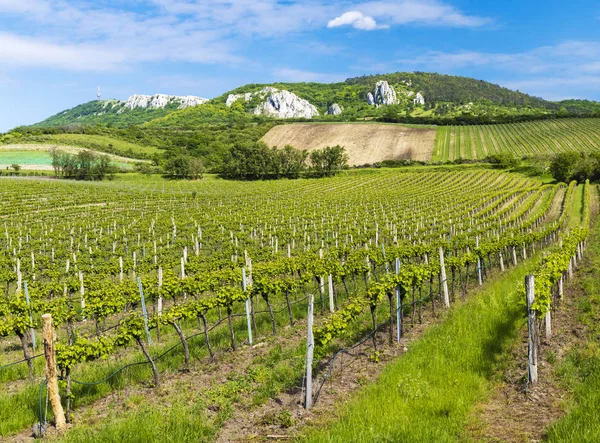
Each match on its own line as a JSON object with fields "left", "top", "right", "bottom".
{"left": 433, "top": 118, "right": 600, "bottom": 161}
{"left": 29, "top": 72, "right": 600, "bottom": 130}
{"left": 261, "top": 123, "right": 436, "bottom": 164}
{"left": 259, "top": 118, "right": 600, "bottom": 164}
{"left": 34, "top": 94, "right": 208, "bottom": 128}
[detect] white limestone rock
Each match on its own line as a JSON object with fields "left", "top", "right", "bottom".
{"left": 327, "top": 103, "right": 343, "bottom": 115}
{"left": 367, "top": 92, "right": 375, "bottom": 105}
{"left": 178, "top": 96, "right": 209, "bottom": 109}
{"left": 253, "top": 89, "right": 319, "bottom": 119}
{"left": 226, "top": 93, "right": 252, "bottom": 107}
{"left": 371, "top": 80, "right": 398, "bottom": 106}
{"left": 124, "top": 94, "right": 208, "bottom": 110}
{"left": 413, "top": 92, "right": 425, "bottom": 106}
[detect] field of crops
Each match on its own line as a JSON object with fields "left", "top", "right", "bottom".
{"left": 433, "top": 118, "right": 600, "bottom": 161}
{"left": 0, "top": 150, "right": 135, "bottom": 171}
{"left": 0, "top": 170, "right": 591, "bottom": 442}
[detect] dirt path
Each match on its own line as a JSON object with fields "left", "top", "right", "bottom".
{"left": 261, "top": 123, "right": 437, "bottom": 165}
{"left": 468, "top": 195, "right": 598, "bottom": 442}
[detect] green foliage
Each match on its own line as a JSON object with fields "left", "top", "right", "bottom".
{"left": 309, "top": 145, "right": 349, "bottom": 177}
{"left": 50, "top": 147, "right": 115, "bottom": 181}
{"left": 163, "top": 153, "right": 205, "bottom": 180}
{"left": 550, "top": 152, "right": 582, "bottom": 182}
{"left": 220, "top": 142, "right": 346, "bottom": 180}
{"left": 486, "top": 152, "right": 520, "bottom": 169}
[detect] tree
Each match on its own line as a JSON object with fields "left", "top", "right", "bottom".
{"left": 487, "top": 152, "right": 521, "bottom": 169}
{"left": 310, "top": 145, "right": 349, "bottom": 177}
{"left": 10, "top": 164, "right": 21, "bottom": 172}
{"left": 163, "top": 154, "right": 205, "bottom": 180}
{"left": 549, "top": 152, "right": 581, "bottom": 182}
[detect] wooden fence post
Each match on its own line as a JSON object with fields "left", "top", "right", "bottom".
{"left": 42, "top": 314, "right": 66, "bottom": 431}
{"left": 525, "top": 275, "right": 538, "bottom": 385}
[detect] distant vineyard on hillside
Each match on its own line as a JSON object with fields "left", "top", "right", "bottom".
{"left": 433, "top": 118, "right": 600, "bottom": 161}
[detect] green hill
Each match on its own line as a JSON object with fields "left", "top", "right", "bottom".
{"left": 33, "top": 100, "right": 181, "bottom": 128}
{"left": 433, "top": 118, "right": 600, "bottom": 161}
{"left": 29, "top": 72, "right": 600, "bottom": 131}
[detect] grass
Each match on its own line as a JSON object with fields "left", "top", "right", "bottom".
{"left": 301, "top": 256, "right": 540, "bottom": 442}
{"left": 9, "top": 134, "right": 160, "bottom": 160}
{"left": 44, "top": 134, "right": 161, "bottom": 157}
{"left": 545, "top": 218, "right": 600, "bottom": 442}
{"left": 0, "top": 151, "right": 134, "bottom": 170}
{"left": 569, "top": 184, "right": 585, "bottom": 228}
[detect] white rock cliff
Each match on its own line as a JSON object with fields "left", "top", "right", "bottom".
{"left": 254, "top": 89, "right": 319, "bottom": 119}
{"left": 226, "top": 87, "right": 318, "bottom": 119}
{"left": 124, "top": 94, "right": 208, "bottom": 110}
{"left": 327, "top": 103, "right": 343, "bottom": 115}
{"left": 368, "top": 81, "right": 398, "bottom": 106}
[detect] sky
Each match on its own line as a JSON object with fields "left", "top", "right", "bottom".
{"left": 0, "top": 0, "right": 599, "bottom": 131}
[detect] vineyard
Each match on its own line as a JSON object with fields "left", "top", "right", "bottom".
{"left": 0, "top": 169, "right": 592, "bottom": 441}
{"left": 433, "top": 118, "right": 600, "bottom": 161}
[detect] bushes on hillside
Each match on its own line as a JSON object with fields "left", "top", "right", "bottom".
{"left": 50, "top": 147, "right": 115, "bottom": 181}
{"left": 219, "top": 142, "right": 348, "bottom": 180}
{"left": 549, "top": 151, "right": 600, "bottom": 183}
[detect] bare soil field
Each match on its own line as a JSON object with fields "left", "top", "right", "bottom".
{"left": 261, "top": 123, "right": 436, "bottom": 165}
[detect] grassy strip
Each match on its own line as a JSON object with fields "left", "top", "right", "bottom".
{"left": 546, "top": 219, "right": 600, "bottom": 442}
{"left": 301, "top": 257, "right": 539, "bottom": 442}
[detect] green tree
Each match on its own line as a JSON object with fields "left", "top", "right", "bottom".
{"left": 549, "top": 152, "right": 581, "bottom": 182}
{"left": 310, "top": 145, "right": 349, "bottom": 177}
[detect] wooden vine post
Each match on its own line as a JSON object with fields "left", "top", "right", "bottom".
{"left": 395, "top": 258, "right": 402, "bottom": 342}
{"left": 305, "top": 293, "right": 314, "bottom": 410}
{"left": 476, "top": 236, "right": 483, "bottom": 286}
{"left": 439, "top": 247, "right": 450, "bottom": 308}
{"left": 42, "top": 314, "right": 66, "bottom": 431}
{"left": 525, "top": 275, "right": 538, "bottom": 385}
{"left": 243, "top": 268, "right": 253, "bottom": 345}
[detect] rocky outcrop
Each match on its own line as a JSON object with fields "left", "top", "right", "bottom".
{"left": 254, "top": 89, "right": 319, "bottom": 119}
{"left": 413, "top": 92, "right": 425, "bottom": 106}
{"left": 225, "top": 87, "right": 278, "bottom": 107}
{"left": 327, "top": 103, "right": 343, "bottom": 115}
{"left": 124, "top": 94, "right": 208, "bottom": 110}
{"left": 226, "top": 92, "right": 252, "bottom": 107}
{"left": 369, "top": 81, "right": 398, "bottom": 106}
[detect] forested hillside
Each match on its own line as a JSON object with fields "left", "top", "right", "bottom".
{"left": 29, "top": 72, "right": 600, "bottom": 131}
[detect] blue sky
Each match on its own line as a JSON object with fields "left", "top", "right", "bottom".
{"left": 0, "top": 0, "right": 599, "bottom": 131}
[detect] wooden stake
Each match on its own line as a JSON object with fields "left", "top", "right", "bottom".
{"left": 305, "top": 294, "right": 314, "bottom": 409}
{"left": 525, "top": 275, "right": 538, "bottom": 385}
{"left": 439, "top": 248, "right": 450, "bottom": 308}
{"left": 42, "top": 314, "right": 66, "bottom": 431}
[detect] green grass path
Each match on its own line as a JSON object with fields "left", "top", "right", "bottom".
{"left": 546, "top": 217, "right": 600, "bottom": 442}
{"left": 302, "top": 259, "right": 539, "bottom": 442}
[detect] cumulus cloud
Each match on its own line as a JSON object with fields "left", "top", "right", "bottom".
{"left": 327, "top": 11, "right": 383, "bottom": 30}
{"left": 392, "top": 41, "right": 600, "bottom": 100}
{"left": 328, "top": 1, "right": 490, "bottom": 30}
{"left": 275, "top": 68, "right": 346, "bottom": 83}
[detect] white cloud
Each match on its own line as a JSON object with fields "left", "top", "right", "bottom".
{"left": 392, "top": 41, "right": 600, "bottom": 100}
{"left": 335, "top": 0, "right": 490, "bottom": 29}
{"left": 328, "top": 11, "right": 384, "bottom": 30}
{"left": 0, "top": 33, "right": 126, "bottom": 71}
{"left": 275, "top": 68, "right": 346, "bottom": 83}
